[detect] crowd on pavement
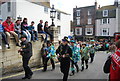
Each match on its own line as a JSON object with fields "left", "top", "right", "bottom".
{"left": 0, "top": 16, "right": 53, "bottom": 49}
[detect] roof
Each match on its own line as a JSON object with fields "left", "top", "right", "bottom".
{"left": 98, "top": 5, "right": 117, "bottom": 11}
{"left": 74, "top": 5, "right": 96, "bottom": 9}
{"left": 27, "top": 0, "right": 70, "bottom": 15}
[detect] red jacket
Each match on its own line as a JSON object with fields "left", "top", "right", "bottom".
{"left": 110, "top": 48, "right": 120, "bottom": 80}
{"left": 2, "top": 20, "right": 14, "bottom": 32}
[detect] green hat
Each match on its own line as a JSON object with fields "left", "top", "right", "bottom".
{"left": 70, "top": 40, "right": 75, "bottom": 43}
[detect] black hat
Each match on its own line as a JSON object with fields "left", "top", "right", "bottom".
{"left": 62, "top": 38, "right": 69, "bottom": 43}
{"left": 20, "top": 35, "right": 27, "bottom": 39}
{"left": 47, "top": 41, "right": 51, "bottom": 44}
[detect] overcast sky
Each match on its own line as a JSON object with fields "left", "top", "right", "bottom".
{"left": 50, "top": 0, "right": 119, "bottom": 14}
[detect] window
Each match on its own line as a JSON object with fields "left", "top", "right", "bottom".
{"left": 101, "top": 28, "right": 109, "bottom": 36}
{"left": 76, "top": 10, "right": 80, "bottom": 16}
{"left": 7, "top": 2, "right": 11, "bottom": 12}
{"left": 101, "top": 18, "right": 110, "bottom": 24}
{"left": 85, "top": 28, "right": 93, "bottom": 35}
{"left": 75, "top": 28, "right": 82, "bottom": 35}
{"left": 88, "top": 18, "right": 92, "bottom": 24}
{"left": 44, "top": 7, "right": 48, "bottom": 13}
{"left": 76, "top": 17, "right": 80, "bottom": 25}
{"left": 57, "top": 26, "right": 61, "bottom": 34}
{"left": 88, "top": 10, "right": 91, "bottom": 15}
{"left": 57, "top": 12, "right": 61, "bottom": 20}
{"left": 103, "top": 10, "right": 108, "bottom": 17}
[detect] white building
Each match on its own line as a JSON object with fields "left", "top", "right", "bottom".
{"left": 95, "top": 0, "right": 119, "bottom": 40}
{"left": 0, "top": 0, "right": 71, "bottom": 40}
{"left": 116, "top": 3, "right": 120, "bottom": 32}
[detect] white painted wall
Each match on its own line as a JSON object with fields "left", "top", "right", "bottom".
{"left": 96, "top": 18, "right": 116, "bottom": 36}
{"left": 116, "top": 6, "right": 120, "bottom": 32}
{"left": 1, "top": 0, "right": 71, "bottom": 40}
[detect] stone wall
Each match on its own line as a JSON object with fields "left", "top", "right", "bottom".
{"left": 0, "top": 35, "right": 43, "bottom": 74}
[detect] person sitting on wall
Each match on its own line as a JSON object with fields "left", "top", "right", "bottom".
{"left": 21, "top": 18, "right": 31, "bottom": 42}
{"left": 37, "top": 20, "right": 47, "bottom": 43}
{"left": 0, "top": 18, "right": 10, "bottom": 49}
{"left": 2, "top": 16, "right": 20, "bottom": 46}
{"left": 27, "top": 21, "right": 38, "bottom": 42}
{"left": 44, "top": 21, "right": 53, "bottom": 43}
{"left": 14, "top": 20, "right": 21, "bottom": 38}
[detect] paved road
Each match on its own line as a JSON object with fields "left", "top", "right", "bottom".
{"left": 2, "top": 51, "right": 109, "bottom": 80}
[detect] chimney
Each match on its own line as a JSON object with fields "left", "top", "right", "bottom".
{"left": 98, "top": 5, "right": 101, "bottom": 9}
{"left": 114, "top": 0, "right": 118, "bottom": 7}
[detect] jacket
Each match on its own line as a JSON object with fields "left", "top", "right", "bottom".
{"left": 80, "top": 47, "right": 89, "bottom": 60}
{"left": 21, "top": 22, "right": 28, "bottom": 31}
{"left": 56, "top": 44, "right": 72, "bottom": 58}
{"left": 0, "top": 24, "right": 4, "bottom": 33}
{"left": 70, "top": 44, "right": 80, "bottom": 63}
{"left": 110, "top": 48, "right": 120, "bottom": 80}
{"left": 44, "top": 45, "right": 56, "bottom": 58}
{"left": 20, "top": 41, "right": 32, "bottom": 58}
{"left": 2, "top": 20, "right": 14, "bottom": 32}
{"left": 37, "top": 23, "right": 43, "bottom": 32}
{"left": 27, "top": 25, "right": 34, "bottom": 31}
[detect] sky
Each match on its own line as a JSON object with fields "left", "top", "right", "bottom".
{"left": 50, "top": 0, "right": 119, "bottom": 19}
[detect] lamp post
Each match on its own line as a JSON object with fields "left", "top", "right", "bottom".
{"left": 50, "top": 5, "right": 56, "bottom": 26}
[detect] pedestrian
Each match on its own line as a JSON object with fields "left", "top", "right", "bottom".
{"left": 37, "top": 20, "right": 47, "bottom": 43}
{"left": 109, "top": 40, "right": 120, "bottom": 81}
{"left": 2, "top": 16, "right": 19, "bottom": 46}
{"left": 56, "top": 38, "right": 72, "bottom": 81}
{"left": 80, "top": 42, "right": 89, "bottom": 71}
{"left": 42, "top": 41, "right": 55, "bottom": 72}
{"left": 14, "top": 20, "right": 21, "bottom": 38}
{"left": 0, "top": 18, "right": 10, "bottom": 49}
{"left": 28, "top": 21, "right": 38, "bottom": 42}
{"left": 44, "top": 21, "right": 53, "bottom": 42}
{"left": 69, "top": 40, "right": 80, "bottom": 76}
{"left": 89, "top": 45, "right": 96, "bottom": 63}
{"left": 21, "top": 18, "right": 31, "bottom": 42}
{"left": 18, "top": 35, "right": 33, "bottom": 79}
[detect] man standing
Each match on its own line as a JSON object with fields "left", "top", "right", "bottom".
{"left": 18, "top": 35, "right": 33, "bottom": 79}
{"left": 56, "top": 38, "right": 72, "bottom": 81}
{"left": 2, "top": 16, "right": 19, "bottom": 46}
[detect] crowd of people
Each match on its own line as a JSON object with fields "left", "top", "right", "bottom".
{"left": 0, "top": 16, "right": 53, "bottom": 49}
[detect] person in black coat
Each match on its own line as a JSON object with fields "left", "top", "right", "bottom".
{"left": 44, "top": 21, "right": 53, "bottom": 42}
{"left": 18, "top": 35, "right": 33, "bottom": 79}
{"left": 56, "top": 38, "right": 72, "bottom": 81}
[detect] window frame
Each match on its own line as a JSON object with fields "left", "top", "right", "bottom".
{"left": 7, "top": 2, "right": 11, "bottom": 12}
{"left": 103, "top": 10, "right": 108, "bottom": 17}
{"left": 75, "top": 28, "right": 82, "bottom": 35}
{"left": 57, "top": 12, "right": 61, "bottom": 20}
{"left": 44, "top": 7, "right": 48, "bottom": 13}
{"left": 76, "top": 17, "right": 80, "bottom": 25}
{"left": 85, "top": 28, "right": 93, "bottom": 35}
{"left": 101, "top": 28, "right": 109, "bottom": 36}
{"left": 76, "top": 10, "right": 81, "bottom": 16}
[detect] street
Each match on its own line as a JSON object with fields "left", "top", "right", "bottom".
{"left": 2, "top": 51, "right": 109, "bottom": 80}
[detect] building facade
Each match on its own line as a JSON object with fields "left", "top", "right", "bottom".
{"left": 95, "top": 0, "right": 119, "bottom": 41}
{"left": 0, "top": 0, "right": 71, "bottom": 40}
{"left": 73, "top": 2, "right": 97, "bottom": 41}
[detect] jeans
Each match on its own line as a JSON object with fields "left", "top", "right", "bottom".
{"left": 0, "top": 32, "right": 9, "bottom": 45}
{"left": 29, "top": 31, "right": 38, "bottom": 41}
{"left": 22, "top": 30, "right": 31, "bottom": 42}
{"left": 38, "top": 31, "right": 47, "bottom": 42}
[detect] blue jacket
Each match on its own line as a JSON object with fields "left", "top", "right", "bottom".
{"left": 45, "top": 45, "right": 56, "bottom": 58}
{"left": 70, "top": 44, "right": 80, "bottom": 62}
{"left": 0, "top": 24, "right": 4, "bottom": 32}
{"left": 27, "top": 25, "right": 34, "bottom": 31}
